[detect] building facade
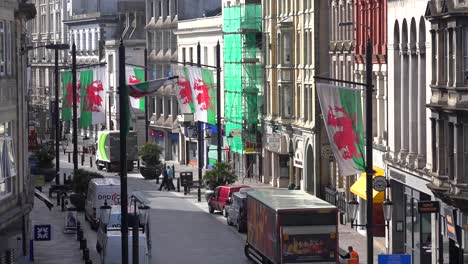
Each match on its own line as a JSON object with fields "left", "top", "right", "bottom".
{"left": 64, "top": 0, "right": 146, "bottom": 144}
{"left": 262, "top": 0, "right": 329, "bottom": 193}
{"left": 0, "top": 1, "right": 36, "bottom": 262}
{"left": 145, "top": 0, "right": 221, "bottom": 162}
{"left": 386, "top": 0, "right": 433, "bottom": 262}
{"left": 29, "top": 0, "right": 67, "bottom": 141}
{"left": 425, "top": 0, "right": 468, "bottom": 263}
{"left": 326, "top": 0, "right": 355, "bottom": 208}
{"left": 175, "top": 15, "right": 223, "bottom": 166}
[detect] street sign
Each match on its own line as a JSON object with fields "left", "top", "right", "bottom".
{"left": 372, "top": 176, "right": 387, "bottom": 192}
{"left": 418, "top": 201, "right": 440, "bottom": 214}
{"left": 35, "top": 175, "right": 45, "bottom": 187}
{"left": 34, "top": 225, "right": 51, "bottom": 241}
{"left": 378, "top": 254, "right": 411, "bottom": 264}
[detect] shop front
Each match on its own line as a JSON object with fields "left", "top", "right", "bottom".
{"left": 387, "top": 166, "right": 433, "bottom": 264}
{"left": 263, "top": 133, "right": 290, "bottom": 188}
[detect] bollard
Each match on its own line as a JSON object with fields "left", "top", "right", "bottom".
{"left": 81, "top": 154, "right": 84, "bottom": 165}
{"left": 63, "top": 173, "right": 67, "bottom": 185}
{"left": 184, "top": 185, "right": 188, "bottom": 195}
{"left": 76, "top": 221, "right": 81, "bottom": 231}
{"left": 85, "top": 260, "right": 92, "bottom": 264}
{"left": 77, "top": 229, "right": 83, "bottom": 241}
{"left": 79, "top": 238, "right": 87, "bottom": 250}
{"left": 89, "top": 156, "right": 92, "bottom": 167}
{"left": 61, "top": 194, "right": 65, "bottom": 211}
{"left": 68, "top": 152, "right": 71, "bottom": 163}
{"left": 56, "top": 191, "right": 60, "bottom": 206}
{"left": 82, "top": 248, "right": 89, "bottom": 260}
{"left": 177, "top": 178, "right": 180, "bottom": 192}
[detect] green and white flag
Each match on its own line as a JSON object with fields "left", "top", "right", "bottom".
{"left": 316, "top": 83, "right": 365, "bottom": 176}
{"left": 186, "top": 66, "right": 216, "bottom": 125}
{"left": 61, "top": 71, "right": 80, "bottom": 121}
{"left": 172, "top": 65, "right": 195, "bottom": 114}
{"left": 125, "top": 66, "right": 145, "bottom": 112}
{"left": 79, "top": 68, "right": 106, "bottom": 128}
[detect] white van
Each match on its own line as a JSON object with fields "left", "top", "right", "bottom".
{"left": 85, "top": 177, "right": 121, "bottom": 230}
{"left": 100, "top": 230, "right": 149, "bottom": 264}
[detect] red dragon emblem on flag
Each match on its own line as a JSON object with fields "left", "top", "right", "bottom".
{"left": 128, "top": 75, "right": 141, "bottom": 85}
{"left": 194, "top": 78, "right": 213, "bottom": 111}
{"left": 327, "top": 106, "right": 361, "bottom": 160}
{"left": 64, "top": 81, "right": 80, "bottom": 108}
{"left": 178, "top": 76, "right": 193, "bottom": 105}
{"left": 83, "top": 80, "right": 104, "bottom": 112}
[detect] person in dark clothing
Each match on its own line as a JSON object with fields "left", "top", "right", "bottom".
{"left": 167, "top": 165, "right": 175, "bottom": 191}
{"left": 158, "top": 164, "right": 169, "bottom": 191}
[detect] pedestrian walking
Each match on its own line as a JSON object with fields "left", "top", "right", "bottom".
{"left": 167, "top": 165, "right": 175, "bottom": 191}
{"left": 159, "top": 164, "right": 169, "bottom": 191}
{"left": 340, "top": 246, "right": 359, "bottom": 264}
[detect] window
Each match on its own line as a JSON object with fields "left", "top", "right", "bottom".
{"left": 296, "top": 31, "right": 300, "bottom": 65}
{"left": 204, "top": 46, "right": 208, "bottom": 65}
{"left": 166, "top": 0, "right": 170, "bottom": 16}
{"left": 56, "top": 12, "right": 61, "bottom": 31}
{"left": 157, "top": 1, "right": 162, "bottom": 17}
{"left": 280, "top": 85, "right": 292, "bottom": 118}
{"left": 463, "top": 28, "right": 468, "bottom": 85}
{"left": 0, "top": 123, "right": 16, "bottom": 198}
{"left": 296, "top": 85, "right": 301, "bottom": 118}
{"left": 88, "top": 32, "right": 92, "bottom": 50}
{"left": 283, "top": 32, "right": 291, "bottom": 64}
{"left": 0, "top": 21, "right": 4, "bottom": 75}
{"left": 182, "top": 47, "right": 186, "bottom": 63}
{"left": 189, "top": 47, "right": 193, "bottom": 63}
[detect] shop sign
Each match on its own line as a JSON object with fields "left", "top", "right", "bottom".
{"left": 293, "top": 159, "right": 303, "bottom": 168}
{"left": 34, "top": 225, "right": 51, "bottom": 241}
{"left": 418, "top": 201, "right": 440, "bottom": 214}
{"left": 378, "top": 254, "right": 411, "bottom": 264}
{"left": 445, "top": 209, "right": 458, "bottom": 242}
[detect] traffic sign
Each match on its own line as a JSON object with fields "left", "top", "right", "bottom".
{"left": 34, "top": 225, "right": 51, "bottom": 241}
{"left": 378, "top": 254, "right": 411, "bottom": 264}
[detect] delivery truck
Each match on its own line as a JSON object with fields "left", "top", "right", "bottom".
{"left": 245, "top": 189, "right": 338, "bottom": 264}
{"left": 95, "top": 130, "right": 138, "bottom": 172}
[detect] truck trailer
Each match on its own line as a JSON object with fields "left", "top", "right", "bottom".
{"left": 95, "top": 130, "right": 138, "bottom": 172}
{"left": 245, "top": 189, "right": 338, "bottom": 264}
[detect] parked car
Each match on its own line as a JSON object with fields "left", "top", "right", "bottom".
{"left": 207, "top": 185, "right": 249, "bottom": 216}
{"left": 225, "top": 192, "right": 248, "bottom": 232}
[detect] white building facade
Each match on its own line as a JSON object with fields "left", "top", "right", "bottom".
{"left": 175, "top": 15, "right": 223, "bottom": 166}
{"left": 386, "top": 1, "right": 433, "bottom": 262}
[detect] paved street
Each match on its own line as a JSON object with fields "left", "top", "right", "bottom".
{"left": 32, "top": 158, "right": 385, "bottom": 263}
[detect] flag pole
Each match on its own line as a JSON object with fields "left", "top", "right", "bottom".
{"left": 118, "top": 40, "right": 129, "bottom": 264}
{"left": 365, "top": 38, "right": 374, "bottom": 264}
{"left": 216, "top": 41, "right": 222, "bottom": 163}
{"left": 72, "top": 43, "right": 78, "bottom": 171}
{"left": 144, "top": 47, "right": 149, "bottom": 142}
{"left": 197, "top": 42, "right": 202, "bottom": 202}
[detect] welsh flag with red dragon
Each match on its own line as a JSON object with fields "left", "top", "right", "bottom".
{"left": 79, "top": 68, "right": 106, "bottom": 128}
{"left": 61, "top": 71, "right": 80, "bottom": 121}
{"left": 172, "top": 65, "right": 195, "bottom": 114}
{"left": 186, "top": 66, "right": 216, "bottom": 125}
{"left": 125, "top": 66, "right": 146, "bottom": 112}
{"left": 316, "top": 83, "right": 365, "bottom": 176}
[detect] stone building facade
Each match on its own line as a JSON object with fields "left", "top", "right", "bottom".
{"left": 425, "top": 0, "right": 468, "bottom": 262}
{"left": 29, "top": 0, "right": 67, "bottom": 140}
{"left": 387, "top": 0, "right": 433, "bottom": 262}
{"left": 262, "top": 0, "right": 329, "bottom": 193}
{"left": 0, "top": 1, "right": 36, "bottom": 262}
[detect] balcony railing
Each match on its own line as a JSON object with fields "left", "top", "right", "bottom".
{"left": 324, "top": 186, "right": 347, "bottom": 213}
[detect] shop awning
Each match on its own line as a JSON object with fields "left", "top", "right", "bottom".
{"left": 34, "top": 188, "right": 54, "bottom": 210}
{"left": 350, "top": 166, "right": 385, "bottom": 203}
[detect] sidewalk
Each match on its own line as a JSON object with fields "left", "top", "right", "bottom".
{"left": 31, "top": 184, "right": 99, "bottom": 264}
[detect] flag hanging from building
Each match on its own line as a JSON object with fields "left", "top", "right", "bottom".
{"left": 172, "top": 65, "right": 195, "bottom": 114}
{"left": 125, "top": 66, "right": 145, "bottom": 112}
{"left": 61, "top": 71, "right": 80, "bottom": 121}
{"left": 79, "top": 68, "right": 106, "bottom": 128}
{"left": 186, "top": 66, "right": 216, "bottom": 125}
{"left": 316, "top": 83, "right": 365, "bottom": 176}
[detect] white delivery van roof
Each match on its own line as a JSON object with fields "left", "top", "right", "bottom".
{"left": 91, "top": 177, "right": 120, "bottom": 186}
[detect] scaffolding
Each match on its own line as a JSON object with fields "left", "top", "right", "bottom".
{"left": 223, "top": 2, "right": 263, "bottom": 158}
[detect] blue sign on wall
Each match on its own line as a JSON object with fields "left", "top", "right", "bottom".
{"left": 34, "top": 225, "right": 51, "bottom": 241}
{"left": 378, "top": 254, "right": 411, "bottom": 264}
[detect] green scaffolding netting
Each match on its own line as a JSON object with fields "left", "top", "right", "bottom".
{"left": 223, "top": 4, "right": 263, "bottom": 154}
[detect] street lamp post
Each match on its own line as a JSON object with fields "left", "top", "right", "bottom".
{"left": 131, "top": 197, "right": 149, "bottom": 264}
{"left": 72, "top": 43, "right": 78, "bottom": 171}
{"left": 197, "top": 42, "right": 202, "bottom": 202}
{"left": 44, "top": 44, "right": 70, "bottom": 185}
